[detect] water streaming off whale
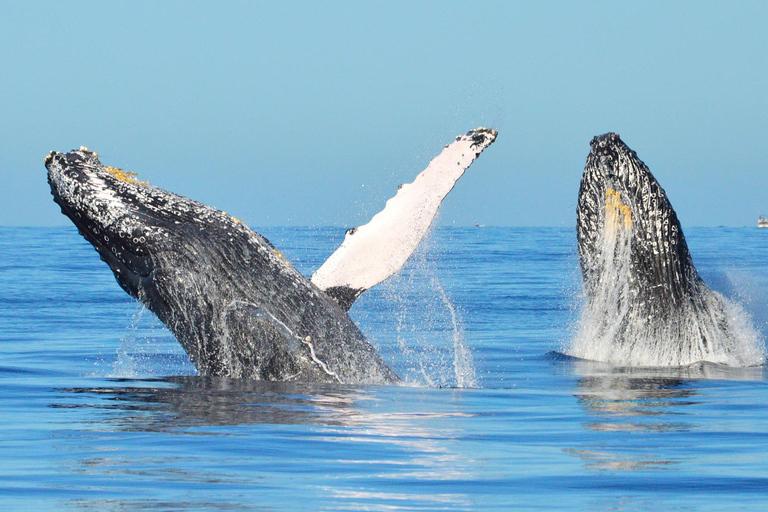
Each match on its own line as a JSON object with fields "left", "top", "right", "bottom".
{"left": 105, "top": 226, "right": 478, "bottom": 388}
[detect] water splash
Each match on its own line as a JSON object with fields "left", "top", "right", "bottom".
{"left": 109, "top": 301, "right": 151, "bottom": 378}
{"left": 721, "top": 267, "right": 768, "bottom": 339}
{"left": 376, "top": 235, "right": 478, "bottom": 388}
{"left": 568, "top": 222, "right": 765, "bottom": 367}
{"left": 96, "top": 296, "right": 195, "bottom": 379}
{"left": 433, "top": 276, "right": 477, "bottom": 388}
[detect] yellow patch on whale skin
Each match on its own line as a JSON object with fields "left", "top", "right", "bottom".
{"left": 272, "top": 248, "right": 292, "bottom": 267}
{"left": 605, "top": 189, "right": 632, "bottom": 230}
{"left": 105, "top": 166, "right": 148, "bottom": 186}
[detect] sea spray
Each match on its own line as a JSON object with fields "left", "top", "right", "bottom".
{"left": 569, "top": 212, "right": 765, "bottom": 367}
{"left": 105, "top": 296, "right": 194, "bottom": 378}
{"left": 378, "top": 235, "right": 478, "bottom": 388}
{"left": 109, "top": 301, "right": 150, "bottom": 378}
{"left": 433, "top": 276, "right": 477, "bottom": 388}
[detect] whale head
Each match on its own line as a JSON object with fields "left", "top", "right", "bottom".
{"left": 46, "top": 148, "right": 167, "bottom": 298}
{"left": 45, "top": 147, "right": 277, "bottom": 374}
{"left": 576, "top": 133, "right": 702, "bottom": 305}
{"left": 46, "top": 148, "right": 255, "bottom": 298}
{"left": 570, "top": 133, "right": 767, "bottom": 367}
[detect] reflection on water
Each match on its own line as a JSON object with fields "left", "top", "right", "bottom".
{"left": 58, "top": 378, "right": 366, "bottom": 430}
{"left": 558, "top": 355, "right": 767, "bottom": 471}
{"left": 52, "top": 378, "right": 478, "bottom": 510}
{"left": 58, "top": 378, "right": 473, "bottom": 431}
{"left": 576, "top": 373, "right": 698, "bottom": 433}
{"left": 563, "top": 449, "right": 679, "bottom": 471}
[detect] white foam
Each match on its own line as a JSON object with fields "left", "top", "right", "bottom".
{"left": 568, "top": 225, "right": 766, "bottom": 367}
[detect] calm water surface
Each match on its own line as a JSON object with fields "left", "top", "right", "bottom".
{"left": 1, "top": 226, "right": 767, "bottom": 510}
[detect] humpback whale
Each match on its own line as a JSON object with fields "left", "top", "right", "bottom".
{"left": 46, "top": 128, "right": 497, "bottom": 383}
{"left": 573, "top": 133, "right": 763, "bottom": 367}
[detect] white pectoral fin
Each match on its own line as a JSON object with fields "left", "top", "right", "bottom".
{"left": 311, "top": 127, "right": 498, "bottom": 310}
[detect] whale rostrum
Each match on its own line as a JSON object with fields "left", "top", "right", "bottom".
{"left": 47, "top": 129, "right": 498, "bottom": 382}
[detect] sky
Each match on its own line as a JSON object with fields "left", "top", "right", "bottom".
{"left": 1, "top": 0, "right": 767, "bottom": 228}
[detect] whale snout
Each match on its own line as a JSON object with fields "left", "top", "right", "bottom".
{"left": 46, "top": 149, "right": 99, "bottom": 198}
{"left": 588, "top": 133, "right": 625, "bottom": 167}
{"left": 589, "top": 132, "right": 621, "bottom": 150}
{"left": 584, "top": 133, "right": 649, "bottom": 192}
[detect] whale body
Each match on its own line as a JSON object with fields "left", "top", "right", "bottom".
{"left": 47, "top": 129, "right": 497, "bottom": 382}
{"left": 573, "top": 133, "right": 763, "bottom": 367}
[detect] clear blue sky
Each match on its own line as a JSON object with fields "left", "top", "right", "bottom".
{"left": 2, "top": 1, "right": 766, "bottom": 227}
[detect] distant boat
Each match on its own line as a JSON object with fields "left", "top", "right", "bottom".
{"left": 759, "top": 217, "right": 768, "bottom": 228}
{"left": 474, "top": 221, "right": 485, "bottom": 228}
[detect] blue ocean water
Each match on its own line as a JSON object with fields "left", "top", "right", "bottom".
{"left": 1, "top": 226, "right": 767, "bottom": 510}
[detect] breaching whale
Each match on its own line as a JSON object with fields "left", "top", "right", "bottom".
{"left": 572, "top": 133, "right": 763, "bottom": 367}
{"left": 47, "top": 128, "right": 497, "bottom": 383}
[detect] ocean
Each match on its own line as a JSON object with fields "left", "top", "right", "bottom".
{"left": 1, "top": 225, "right": 767, "bottom": 510}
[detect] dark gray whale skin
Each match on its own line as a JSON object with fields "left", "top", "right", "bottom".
{"left": 46, "top": 148, "right": 399, "bottom": 384}
{"left": 576, "top": 133, "right": 723, "bottom": 348}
